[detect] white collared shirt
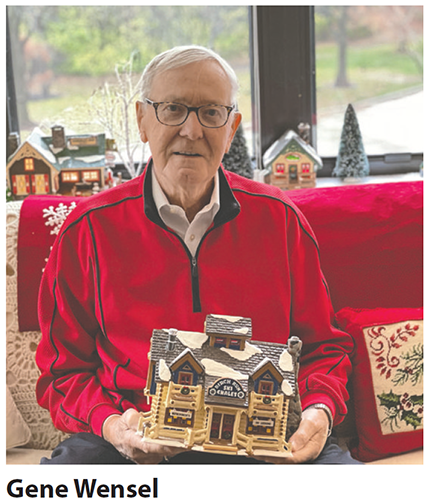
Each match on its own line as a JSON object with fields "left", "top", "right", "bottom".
{"left": 152, "top": 169, "right": 220, "bottom": 257}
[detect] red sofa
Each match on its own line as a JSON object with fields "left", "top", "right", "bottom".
{"left": 288, "top": 181, "right": 423, "bottom": 463}
{"left": 6, "top": 180, "right": 423, "bottom": 464}
{"left": 288, "top": 181, "right": 423, "bottom": 313}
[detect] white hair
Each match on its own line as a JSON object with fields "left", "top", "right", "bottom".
{"left": 140, "top": 45, "right": 239, "bottom": 103}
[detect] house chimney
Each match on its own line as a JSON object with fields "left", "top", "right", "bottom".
{"left": 287, "top": 336, "right": 302, "bottom": 358}
{"left": 51, "top": 125, "right": 66, "bottom": 150}
{"left": 166, "top": 328, "right": 177, "bottom": 352}
{"left": 297, "top": 122, "right": 311, "bottom": 144}
{"left": 288, "top": 336, "right": 302, "bottom": 381}
{"left": 7, "top": 132, "right": 20, "bottom": 157}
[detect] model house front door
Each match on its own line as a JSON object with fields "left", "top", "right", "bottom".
{"left": 210, "top": 412, "right": 236, "bottom": 443}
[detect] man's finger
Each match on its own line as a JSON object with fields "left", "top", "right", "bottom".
{"left": 122, "top": 408, "right": 141, "bottom": 429}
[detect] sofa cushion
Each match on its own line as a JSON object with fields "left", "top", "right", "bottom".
{"left": 6, "top": 448, "right": 54, "bottom": 465}
{"left": 336, "top": 307, "right": 423, "bottom": 462}
{"left": 288, "top": 181, "right": 423, "bottom": 312}
{"left": 6, "top": 385, "right": 32, "bottom": 449}
{"left": 7, "top": 201, "right": 70, "bottom": 451}
{"left": 17, "top": 195, "right": 79, "bottom": 331}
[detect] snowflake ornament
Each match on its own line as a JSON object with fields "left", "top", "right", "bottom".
{"left": 43, "top": 202, "right": 77, "bottom": 236}
{"left": 42, "top": 201, "right": 77, "bottom": 273}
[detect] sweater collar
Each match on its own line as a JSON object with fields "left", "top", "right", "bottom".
{"left": 143, "top": 159, "right": 240, "bottom": 229}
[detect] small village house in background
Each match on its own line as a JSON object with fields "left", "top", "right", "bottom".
{"left": 6, "top": 126, "right": 108, "bottom": 198}
{"left": 263, "top": 129, "right": 323, "bottom": 190}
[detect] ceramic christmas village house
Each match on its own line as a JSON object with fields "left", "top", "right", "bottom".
{"left": 138, "top": 314, "right": 302, "bottom": 458}
{"left": 263, "top": 129, "right": 322, "bottom": 190}
{"left": 6, "top": 126, "right": 107, "bottom": 198}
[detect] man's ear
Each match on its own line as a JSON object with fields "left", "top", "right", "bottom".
{"left": 224, "top": 112, "right": 242, "bottom": 154}
{"left": 136, "top": 101, "right": 149, "bottom": 143}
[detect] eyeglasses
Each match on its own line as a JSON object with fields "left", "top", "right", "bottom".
{"left": 145, "top": 98, "right": 235, "bottom": 128}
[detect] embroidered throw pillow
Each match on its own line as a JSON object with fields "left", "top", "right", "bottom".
{"left": 336, "top": 307, "right": 423, "bottom": 462}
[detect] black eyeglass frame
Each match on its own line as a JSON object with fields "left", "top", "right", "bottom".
{"left": 144, "top": 98, "right": 235, "bottom": 128}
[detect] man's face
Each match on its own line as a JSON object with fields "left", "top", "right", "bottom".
{"left": 136, "top": 60, "right": 242, "bottom": 195}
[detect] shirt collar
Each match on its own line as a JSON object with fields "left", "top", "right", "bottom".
{"left": 143, "top": 160, "right": 240, "bottom": 230}
{"left": 151, "top": 168, "right": 220, "bottom": 220}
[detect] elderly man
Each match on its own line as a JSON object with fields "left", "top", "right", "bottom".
{"left": 36, "top": 46, "right": 358, "bottom": 464}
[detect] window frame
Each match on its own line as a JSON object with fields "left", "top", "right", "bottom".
{"left": 24, "top": 158, "right": 35, "bottom": 171}
{"left": 6, "top": 6, "right": 422, "bottom": 176}
{"left": 81, "top": 170, "right": 100, "bottom": 182}
{"left": 250, "top": 6, "right": 422, "bottom": 176}
{"left": 258, "top": 380, "right": 274, "bottom": 396}
{"left": 6, "top": 11, "right": 20, "bottom": 158}
{"left": 61, "top": 171, "right": 80, "bottom": 183}
{"left": 177, "top": 371, "right": 193, "bottom": 386}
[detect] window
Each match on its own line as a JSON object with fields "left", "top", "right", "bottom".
{"left": 315, "top": 6, "right": 423, "bottom": 157}
{"left": 214, "top": 337, "right": 227, "bottom": 348}
{"left": 7, "top": 6, "right": 252, "bottom": 165}
{"left": 11, "top": 173, "right": 50, "bottom": 195}
{"left": 178, "top": 371, "right": 193, "bottom": 386}
{"left": 164, "top": 407, "right": 194, "bottom": 427}
{"left": 247, "top": 416, "right": 274, "bottom": 436}
{"left": 81, "top": 170, "right": 100, "bottom": 182}
{"left": 229, "top": 338, "right": 241, "bottom": 350}
{"left": 276, "top": 164, "right": 285, "bottom": 174}
{"left": 32, "top": 174, "right": 50, "bottom": 194}
{"left": 8, "top": 6, "right": 423, "bottom": 180}
{"left": 24, "top": 158, "right": 34, "bottom": 171}
{"left": 12, "top": 175, "right": 30, "bottom": 196}
{"left": 251, "top": 6, "right": 423, "bottom": 177}
{"left": 61, "top": 171, "right": 79, "bottom": 182}
{"left": 258, "top": 380, "right": 274, "bottom": 395}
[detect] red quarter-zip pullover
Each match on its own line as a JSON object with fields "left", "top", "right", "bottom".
{"left": 36, "top": 164, "right": 353, "bottom": 436}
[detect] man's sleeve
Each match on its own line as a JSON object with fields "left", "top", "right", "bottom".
{"left": 286, "top": 205, "right": 354, "bottom": 426}
{"left": 35, "top": 215, "right": 127, "bottom": 436}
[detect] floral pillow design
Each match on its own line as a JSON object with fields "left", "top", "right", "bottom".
{"left": 335, "top": 307, "right": 423, "bottom": 462}
{"left": 365, "top": 321, "right": 423, "bottom": 434}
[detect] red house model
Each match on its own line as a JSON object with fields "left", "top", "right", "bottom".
{"left": 6, "top": 126, "right": 107, "bottom": 199}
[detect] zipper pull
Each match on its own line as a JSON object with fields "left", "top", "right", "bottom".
{"left": 190, "top": 256, "right": 201, "bottom": 313}
{"left": 191, "top": 257, "right": 198, "bottom": 276}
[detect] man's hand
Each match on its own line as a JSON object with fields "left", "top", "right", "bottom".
{"left": 254, "top": 407, "right": 330, "bottom": 464}
{"left": 102, "top": 409, "right": 186, "bottom": 464}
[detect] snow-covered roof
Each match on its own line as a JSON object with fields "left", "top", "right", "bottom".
{"left": 7, "top": 127, "right": 106, "bottom": 172}
{"left": 263, "top": 129, "right": 322, "bottom": 169}
{"left": 149, "top": 317, "right": 300, "bottom": 406}
{"left": 205, "top": 314, "right": 253, "bottom": 339}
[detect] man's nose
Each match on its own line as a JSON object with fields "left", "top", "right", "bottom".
{"left": 179, "top": 110, "right": 204, "bottom": 140}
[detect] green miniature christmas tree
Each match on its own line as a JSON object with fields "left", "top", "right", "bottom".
{"left": 333, "top": 103, "right": 369, "bottom": 180}
{"left": 6, "top": 185, "right": 13, "bottom": 202}
{"left": 222, "top": 123, "right": 253, "bottom": 179}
